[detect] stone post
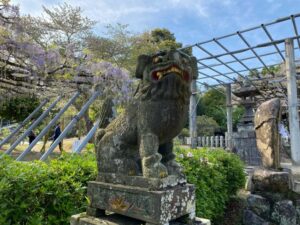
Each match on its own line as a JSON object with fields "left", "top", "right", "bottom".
{"left": 210, "top": 136, "right": 214, "bottom": 148}
{"left": 202, "top": 136, "right": 206, "bottom": 147}
{"left": 285, "top": 38, "right": 300, "bottom": 165}
{"left": 226, "top": 84, "right": 233, "bottom": 150}
{"left": 215, "top": 136, "right": 220, "bottom": 147}
{"left": 206, "top": 136, "right": 210, "bottom": 147}
{"left": 220, "top": 136, "right": 224, "bottom": 148}
{"left": 189, "top": 79, "right": 197, "bottom": 148}
{"left": 198, "top": 136, "right": 202, "bottom": 147}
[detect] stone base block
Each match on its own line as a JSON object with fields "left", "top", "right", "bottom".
{"left": 87, "top": 181, "right": 195, "bottom": 225}
{"left": 252, "top": 169, "right": 290, "bottom": 193}
{"left": 70, "top": 213, "right": 209, "bottom": 225}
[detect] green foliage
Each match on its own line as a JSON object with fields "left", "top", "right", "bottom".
{"left": 0, "top": 127, "right": 10, "bottom": 139}
{"left": 85, "top": 143, "right": 95, "bottom": 152}
{"left": 175, "top": 147, "right": 245, "bottom": 223}
{"left": 196, "top": 115, "right": 220, "bottom": 136}
{"left": 0, "top": 153, "right": 97, "bottom": 225}
{"left": 197, "top": 90, "right": 245, "bottom": 131}
{"left": 232, "top": 106, "right": 245, "bottom": 128}
{"left": 179, "top": 128, "right": 190, "bottom": 138}
{"left": 249, "top": 65, "right": 280, "bottom": 77}
{"left": 0, "top": 95, "right": 40, "bottom": 122}
{"left": 261, "top": 65, "right": 280, "bottom": 76}
{"left": 197, "top": 89, "right": 226, "bottom": 129}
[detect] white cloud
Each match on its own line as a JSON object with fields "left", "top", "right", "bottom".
{"left": 11, "top": 0, "right": 59, "bottom": 16}
{"left": 167, "top": 0, "right": 209, "bottom": 17}
{"left": 76, "top": 1, "right": 160, "bottom": 24}
{"left": 11, "top": 0, "right": 211, "bottom": 25}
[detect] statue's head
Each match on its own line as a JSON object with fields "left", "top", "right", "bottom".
{"left": 135, "top": 50, "right": 197, "bottom": 103}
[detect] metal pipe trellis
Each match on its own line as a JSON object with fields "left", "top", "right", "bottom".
{"left": 0, "top": 98, "right": 48, "bottom": 149}
{"left": 73, "top": 119, "right": 100, "bottom": 154}
{"left": 3, "top": 96, "right": 62, "bottom": 156}
{"left": 40, "top": 91, "right": 100, "bottom": 161}
{"left": 16, "top": 92, "right": 80, "bottom": 161}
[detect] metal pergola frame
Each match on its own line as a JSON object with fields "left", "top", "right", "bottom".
{"left": 179, "top": 13, "right": 300, "bottom": 100}
{"left": 182, "top": 13, "right": 300, "bottom": 161}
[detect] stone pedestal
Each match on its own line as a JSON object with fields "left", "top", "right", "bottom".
{"left": 71, "top": 171, "right": 201, "bottom": 225}
{"left": 86, "top": 181, "right": 195, "bottom": 225}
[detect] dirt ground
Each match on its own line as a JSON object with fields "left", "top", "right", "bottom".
{"left": 0, "top": 137, "right": 82, "bottom": 161}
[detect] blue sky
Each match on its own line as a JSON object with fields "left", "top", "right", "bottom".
{"left": 11, "top": 0, "right": 300, "bottom": 46}
{"left": 11, "top": 0, "right": 300, "bottom": 85}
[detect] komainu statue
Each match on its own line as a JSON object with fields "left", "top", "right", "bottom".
{"left": 95, "top": 50, "right": 197, "bottom": 179}
{"left": 72, "top": 50, "right": 200, "bottom": 225}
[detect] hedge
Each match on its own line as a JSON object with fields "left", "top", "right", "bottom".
{"left": 0, "top": 147, "right": 245, "bottom": 224}
{"left": 0, "top": 153, "right": 97, "bottom": 225}
{"left": 175, "top": 147, "right": 245, "bottom": 223}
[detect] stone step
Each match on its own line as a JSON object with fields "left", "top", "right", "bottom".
{"left": 196, "top": 218, "right": 211, "bottom": 225}
{"left": 71, "top": 213, "right": 211, "bottom": 225}
{"left": 280, "top": 163, "right": 300, "bottom": 193}
{"left": 292, "top": 174, "right": 300, "bottom": 180}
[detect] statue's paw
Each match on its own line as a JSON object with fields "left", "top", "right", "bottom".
{"left": 142, "top": 154, "right": 168, "bottom": 178}
{"left": 165, "top": 160, "right": 185, "bottom": 178}
{"left": 156, "top": 163, "right": 168, "bottom": 178}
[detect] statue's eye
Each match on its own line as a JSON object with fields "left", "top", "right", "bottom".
{"left": 153, "top": 56, "right": 163, "bottom": 64}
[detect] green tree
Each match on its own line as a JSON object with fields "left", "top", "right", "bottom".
{"left": 196, "top": 115, "right": 220, "bottom": 136}
{"left": 197, "top": 88, "right": 226, "bottom": 129}
{"left": 86, "top": 25, "right": 184, "bottom": 75}
{"left": 0, "top": 95, "right": 40, "bottom": 122}
{"left": 85, "top": 23, "right": 132, "bottom": 69}
{"left": 261, "top": 65, "right": 280, "bottom": 76}
{"left": 248, "top": 65, "right": 280, "bottom": 78}
{"left": 197, "top": 88, "right": 245, "bottom": 131}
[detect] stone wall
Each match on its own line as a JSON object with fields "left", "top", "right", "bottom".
{"left": 243, "top": 169, "right": 300, "bottom": 225}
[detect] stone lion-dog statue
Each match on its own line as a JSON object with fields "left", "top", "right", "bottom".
{"left": 95, "top": 50, "right": 197, "bottom": 180}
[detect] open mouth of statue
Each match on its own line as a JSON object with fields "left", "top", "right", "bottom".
{"left": 151, "top": 65, "right": 190, "bottom": 82}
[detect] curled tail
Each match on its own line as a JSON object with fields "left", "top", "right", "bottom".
{"left": 95, "top": 97, "right": 114, "bottom": 143}
{"left": 98, "top": 97, "right": 114, "bottom": 129}
{"left": 95, "top": 128, "right": 106, "bottom": 144}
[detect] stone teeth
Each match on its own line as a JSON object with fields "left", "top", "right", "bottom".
{"left": 156, "top": 67, "right": 183, "bottom": 80}
{"left": 157, "top": 72, "right": 163, "bottom": 79}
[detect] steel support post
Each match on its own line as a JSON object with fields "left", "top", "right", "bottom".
{"left": 40, "top": 91, "right": 100, "bottom": 161}
{"left": 16, "top": 92, "right": 80, "bottom": 161}
{"left": 189, "top": 79, "right": 197, "bottom": 148}
{"left": 226, "top": 84, "right": 233, "bottom": 150}
{"left": 74, "top": 119, "right": 100, "bottom": 154}
{"left": 0, "top": 98, "right": 48, "bottom": 149}
{"left": 285, "top": 38, "right": 300, "bottom": 164}
{"left": 3, "top": 96, "right": 62, "bottom": 156}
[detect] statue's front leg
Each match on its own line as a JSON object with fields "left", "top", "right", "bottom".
{"left": 139, "top": 133, "right": 168, "bottom": 178}
{"left": 159, "top": 142, "right": 184, "bottom": 178}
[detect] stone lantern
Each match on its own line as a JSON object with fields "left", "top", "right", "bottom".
{"left": 232, "top": 79, "right": 261, "bottom": 165}
{"left": 232, "top": 79, "right": 260, "bottom": 132}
